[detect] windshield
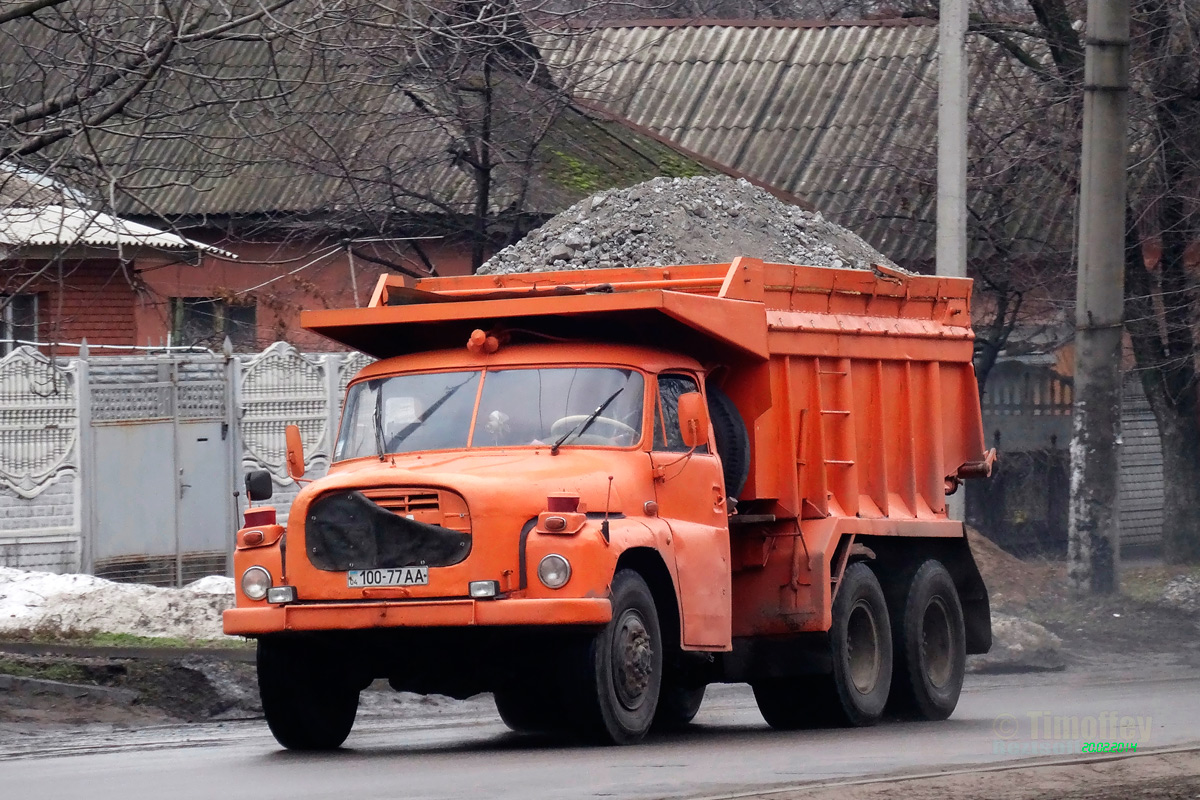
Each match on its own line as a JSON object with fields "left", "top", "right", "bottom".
{"left": 335, "top": 367, "right": 645, "bottom": 460}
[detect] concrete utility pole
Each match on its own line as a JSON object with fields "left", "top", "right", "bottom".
{"left": 936, "top": 0, "right": 969, "bottom": 283}
{"left": 938, "top": 0, "right": 969, "bottom": 521}
{"left": 1068, "top": 0, "right": 1130, "bottom": 595}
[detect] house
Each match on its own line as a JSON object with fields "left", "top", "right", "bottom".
{"left": 553, "top": 19, "right": 1075, "bottom": 274}
{"left": 20, "top": 29, "right": 742, "bottom": 352}
{"left": 0, "top": 169, "right": 231, "bottom": 353}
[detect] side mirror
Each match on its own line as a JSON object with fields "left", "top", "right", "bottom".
{"left": 245, "top": 469, "right": 273, "bottom": 502}
{"left": 285, "top": 424, "right": 306, "bottom": 480}
{"left": 677, "top": 391, "right": 710, "bottom": 448}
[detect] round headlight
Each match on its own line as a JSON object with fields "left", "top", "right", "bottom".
{"left": 241, "top": 566, "right": 272, "bottom": 601}
{"left": 537, "top": 554, "right": 571, "bottom": 589}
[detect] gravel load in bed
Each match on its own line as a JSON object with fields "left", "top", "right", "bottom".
{"left": 481, "top": 175, "right": 898, "bottom": 274}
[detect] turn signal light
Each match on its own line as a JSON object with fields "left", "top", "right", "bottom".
{"left": 546, "top": 493, "right": 580, "bottom": 513}
{"left": 543, "top": 516, "right": 568, "bottom": 532}
{"left": 244, "top": 507, "right": 276, "bottom": 527}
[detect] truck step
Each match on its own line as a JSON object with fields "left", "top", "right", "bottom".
{"left": 729, "top": 514, "right": 777, "bottom": 526}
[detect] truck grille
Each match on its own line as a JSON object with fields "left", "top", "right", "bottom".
{"left": 305, "top": 488, "right": 471, "bottom": 571}
{"left": 359, "top": 489, "right": 440, "bottom": 516}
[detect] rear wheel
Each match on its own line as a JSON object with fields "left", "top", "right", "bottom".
{"left": 653, "top": 683, "right": 706, "bottom": 730}
{"left": 258, "top": 637, "right": 360, "bottom": 750}
{"left": 753, "top": 562, "right": 892, "bottom": 729}
{"left": 569, "top": 569, "right": 663, "bottom": 745}
{"left": 887, "top": 560, "right": 966, "bottom": 720}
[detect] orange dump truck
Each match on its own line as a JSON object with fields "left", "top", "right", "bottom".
{"left": 224, "top": 258, "right": 994, "bottom": 749}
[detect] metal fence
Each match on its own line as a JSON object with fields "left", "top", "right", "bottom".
{"left": 974, "top": 358, "right": 1163, "bottom": 553}
{"left": 0, "top": 342, "right": 371, "bottom": 584}
{"left": 0, "top": 346, "right": 1170, "bottom": 578}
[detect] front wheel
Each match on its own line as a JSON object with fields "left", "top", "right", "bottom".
{"left": 258, "top": 637, "right": 360, "bottom": 750}
{"left": 570, "top": 569, "right": 663, "bottom": 745}
{"left": 494, "top": 683, "right": 561, "bottom": 734}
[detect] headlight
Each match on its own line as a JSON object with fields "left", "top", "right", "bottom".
{"left": 241, "top": 566, "right": 271, "bottom": 600}
{"left": 537, "top": 554, "right": 571, "bottom": 589}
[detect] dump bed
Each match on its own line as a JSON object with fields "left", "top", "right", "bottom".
{"left": 303, "top": 257, "right": 988, "bottom": 522}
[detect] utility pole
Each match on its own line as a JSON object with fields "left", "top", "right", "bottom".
{"left": 937, "top": 0, "right": 968, "bottom": 283}
{"left": 1068, "top": 0, "right": 1129, "bottom": 594}
{"left": 938, "top": 0, "right": 968, "bottom": 521}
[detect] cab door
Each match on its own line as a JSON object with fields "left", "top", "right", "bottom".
{"left": 650, "top": 374, "right": 732, "bottom": 650}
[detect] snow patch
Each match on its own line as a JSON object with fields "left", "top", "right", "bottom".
{"left": 0, "top": 566, "right": 234, "bottom": 641}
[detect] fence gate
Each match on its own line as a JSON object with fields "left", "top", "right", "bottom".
{"left": 87, "top": 355, "right": 234, "bottom": 585}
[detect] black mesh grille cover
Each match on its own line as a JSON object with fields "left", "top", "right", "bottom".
{"left": 305, "top": 490, "right": 471, "bottom": 571}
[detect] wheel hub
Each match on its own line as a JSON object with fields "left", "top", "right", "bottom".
{"left": 613, "top": 609, "right": 654, "bottom": 710}
{"left": 922, "top": 596, "right": 953, "bottom": 688}
{"left": 846, "top": 599, "right": 881, "bottom": 694}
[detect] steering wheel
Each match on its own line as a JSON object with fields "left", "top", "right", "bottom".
{"left": 550, "top": 415, "right": 638, "bottom": 445}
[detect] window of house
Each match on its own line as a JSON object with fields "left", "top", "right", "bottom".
{"left": 170, "top": 297, "right": 257, "bottom": 350}
{"left": 1, "top": 294, "right": 39, "bottom": 355}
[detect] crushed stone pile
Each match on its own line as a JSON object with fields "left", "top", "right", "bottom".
{"left": 481, "top": 176, "right": 898, "bottom": 274}
{"left": 0, "top": 567, "right": 234, "bottom": 641}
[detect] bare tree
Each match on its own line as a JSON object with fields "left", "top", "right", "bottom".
{"left": 1, "top": 0, "right": 705, "bottom": 347}
{"left": 967, "top": 0, "right": 1200, "bottom": 562}
{"left": 0, "top": 0, "right": 323, "bottom": 340}
{"left": 257, "top": 0, "right": 584, "bottom": 272}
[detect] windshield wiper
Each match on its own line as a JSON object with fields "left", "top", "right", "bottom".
{"left": 550, "top": 388, "right": 625, "bottom": 455}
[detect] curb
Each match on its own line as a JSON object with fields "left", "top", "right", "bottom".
{"left": 0, "top": 641, "right": 255, "bottom": 663}
{"left": 0, "top": 674, "right": 140, "bottom": 705}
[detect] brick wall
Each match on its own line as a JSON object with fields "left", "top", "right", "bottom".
{"left": 27, "top": 260, "right": 138, "bottom": 346}
{"left": 0, "top": 537, "right": 79, "bottom": 572}
{"left": 0, "top": 477, "right": 77, "bottom": 532}
{"left": 0, "top": 476, "right": 80, "bottom": 572}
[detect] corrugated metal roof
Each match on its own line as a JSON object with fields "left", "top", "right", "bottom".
{"left": 0, "top": 206, "right": 234, "bottom": 257}
{"left": 553, "top": 20, "right": 1075, "bottom": 265}
{"left": 10, "top": 29, "right": 714, "bottom": 226}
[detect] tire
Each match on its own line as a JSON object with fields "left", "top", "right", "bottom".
{"left": 887, "top": 560, "right": 966, "bottom": 721}
{"left": 752, "top": 675, "right": 839, "bottom": 730}
{"left": 752, "top": 562, "right": 892, "bottom": 729}
{"left": 706, "top": 383, "right": 750, "bottom": 498}
{"left": 257, "top": 637, "right": 360, "bottom": 750}
{"left": 653, "top": 683, "right": 706, "bottom": 731}
{"left": 570, "top": 569, "right": 663, "bottom": 745}
{"left": 494, "top": 684, "right": 561, "bottom": 734}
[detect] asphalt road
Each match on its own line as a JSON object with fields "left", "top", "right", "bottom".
{"left": 4, "top": 670, "right": 1198, "bottom": 800}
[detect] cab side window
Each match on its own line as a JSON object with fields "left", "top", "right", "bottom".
{"left": 653, "top": 375, "right": 706, "bottom": 453}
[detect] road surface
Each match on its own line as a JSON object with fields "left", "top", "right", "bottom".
{"left": 3, "top": 670, "right": 1198, "bottom": 800}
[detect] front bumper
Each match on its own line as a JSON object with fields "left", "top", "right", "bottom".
{"left": 223, "top": 596, "right": 612, "bottom": 635}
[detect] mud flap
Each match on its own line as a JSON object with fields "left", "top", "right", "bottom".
{"left": 945, "top": 534, "right": 992, "bottom": 655}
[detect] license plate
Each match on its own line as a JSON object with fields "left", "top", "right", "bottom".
{"left": 347, "top": 566, "right": 429, "bottom": 588}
